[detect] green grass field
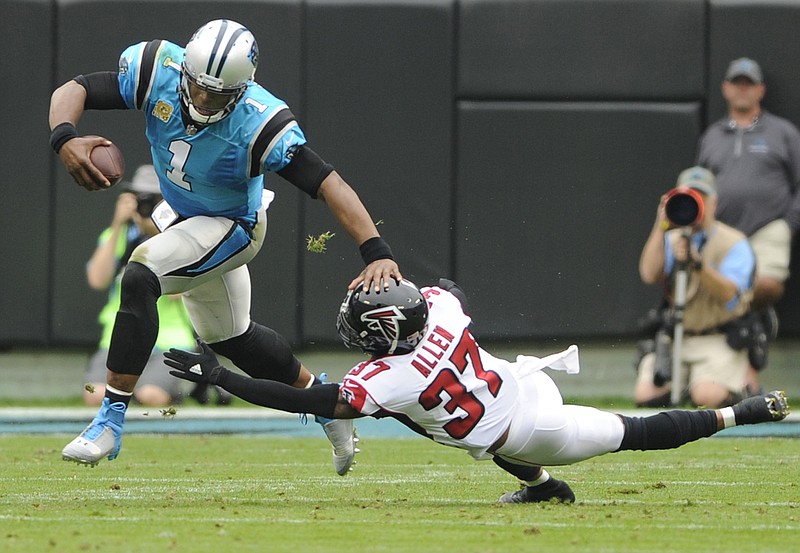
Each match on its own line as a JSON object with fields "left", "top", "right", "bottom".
{"left": 1, "top": 434, "right": 798, "bottom": 552}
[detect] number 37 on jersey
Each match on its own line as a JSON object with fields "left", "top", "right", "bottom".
{"left": 341, "top": 325, "right": 504, "bottom": 441}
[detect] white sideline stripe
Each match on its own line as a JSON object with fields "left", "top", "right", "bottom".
{"left": 0, "top": 513, "right": 797, "bottom": 531}
{"left": 0, "top": 474, "right": 793, "bottom": 486}
{"left": 0, "top": 407, "right": 796, "bottom": 422}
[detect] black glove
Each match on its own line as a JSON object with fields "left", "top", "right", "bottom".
{"left": 165, "top": 340, "right": 226, "bottom": 385}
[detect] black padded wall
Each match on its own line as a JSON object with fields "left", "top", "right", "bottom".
{"left": 454, "top": 0, "right": 708, "bottom": 339}
{"left": 0, "top": 0, "right": 54, "bottom": 345}
{"left": 456, "top": 102, "right": 702, "bottom": 339}
{"left": 301, "top": 0, "right": 455, "bottom": 342}
{"left": 50, "top": 0, "right": 304, "bottom": 344}
{"left": 458, "top": 0, "right": 707, "bottom": 100}
{"left": 7, "top": 0, "right": 800, "bottom": 348}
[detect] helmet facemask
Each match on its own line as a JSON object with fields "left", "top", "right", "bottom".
{"left": 179, "top": 19, "right": 258, "bottom": 127}
{"left": 179, "top": 70, "right": 246, "bottom": 125}
{"left": 336, "top": 292, "right": 367, "bottom": 350}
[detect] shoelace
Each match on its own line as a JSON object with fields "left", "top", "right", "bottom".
{"left": 82, "top": 420, "right": 108, "bottom": 441}
{"left": 82, "top": 401, "right": 126, "bottom": 440}
{"left": 82, "top": 408, "right": 112, "bottom": 440}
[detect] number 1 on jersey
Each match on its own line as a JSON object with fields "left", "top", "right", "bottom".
{"left": 167, "top": 140, "right": 193, "bottom": 190}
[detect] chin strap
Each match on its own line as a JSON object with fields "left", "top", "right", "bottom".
{"left": 187, "top": 102, "right": 228, "bottom": 125}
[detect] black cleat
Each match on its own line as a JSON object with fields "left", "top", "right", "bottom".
{"left": 499, "top": 478, "right": 575, "bottom": 504}
{"left": 732, "top": 390, "right": 789, "bottom": 425}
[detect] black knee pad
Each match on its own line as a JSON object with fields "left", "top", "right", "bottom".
{"left": 209, "top": 322, "right": 301, "bottom": 384}
{"left": 107, "top": 262, "right": 162, "bottom": 375}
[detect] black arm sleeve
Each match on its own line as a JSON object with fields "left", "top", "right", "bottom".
{"left": 74, "top": 72, "right": 127, "bottom": 110}
{"left": 277, "top": 145, "right": 334, "bottom": 199}
{"left": 216, "top": 370, "right": 341, "bottom": 419}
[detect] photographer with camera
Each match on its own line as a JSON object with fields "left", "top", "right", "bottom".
{"left": 83, "top": 165, "right": 230, "bottom": 407}
{"left": 635, "top": 167, "right": 756, "bottom": 408}
{"left": 697, "top": 58, "right": 800, "bottom": 394}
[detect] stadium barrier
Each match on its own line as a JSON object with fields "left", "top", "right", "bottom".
{"left": 3, "top": 0, "right": 800, "bottom": 346}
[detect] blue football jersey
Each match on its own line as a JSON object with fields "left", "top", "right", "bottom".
{"left": 117, "top": 40, "right": 307, "bottom": 222}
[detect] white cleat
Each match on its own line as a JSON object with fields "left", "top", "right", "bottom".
{"left": 319, "top": 418, "right": 358, "bottom": 476}
{"left": 62, "top": 426, "right": 116, "bottom": 467}
{"left": 61, "top": 398, "right": 126, "bottom": 466}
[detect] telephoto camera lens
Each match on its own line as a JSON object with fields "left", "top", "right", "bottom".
{"left": 664, "top": 188, "right": 704, "bottom": 228}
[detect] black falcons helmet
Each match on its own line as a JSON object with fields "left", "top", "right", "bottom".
{"left": 337, "top": 279, "right": 429, "bottom": 356}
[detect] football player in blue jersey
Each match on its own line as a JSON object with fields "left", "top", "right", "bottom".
{"left": 49, "top": 19, "right": 401, "bottom": 475}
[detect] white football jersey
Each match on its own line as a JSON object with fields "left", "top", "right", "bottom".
{"left": 341, "top": 286, "right": 519, "bottom": 459}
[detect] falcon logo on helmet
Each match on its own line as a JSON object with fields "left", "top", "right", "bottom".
{"left": 361, "top": 306, "right": 407, "bottom": 350}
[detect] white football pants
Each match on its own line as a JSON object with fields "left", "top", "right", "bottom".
{"left": 128, "top": 205, "right": 267, "bottom": 343}
{"left": 495, "top": 371, "right": 626, "bottom": 466}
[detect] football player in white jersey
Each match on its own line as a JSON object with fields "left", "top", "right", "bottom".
{"left": 165, "top": 279, "right": 789, "bottom": 503}
{"left": 49, "top": 20, "right": 400, "bottom": 474}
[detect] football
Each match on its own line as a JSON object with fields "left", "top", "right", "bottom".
{"left": 88, "top": 138, "right": 125, "bottom": 187}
